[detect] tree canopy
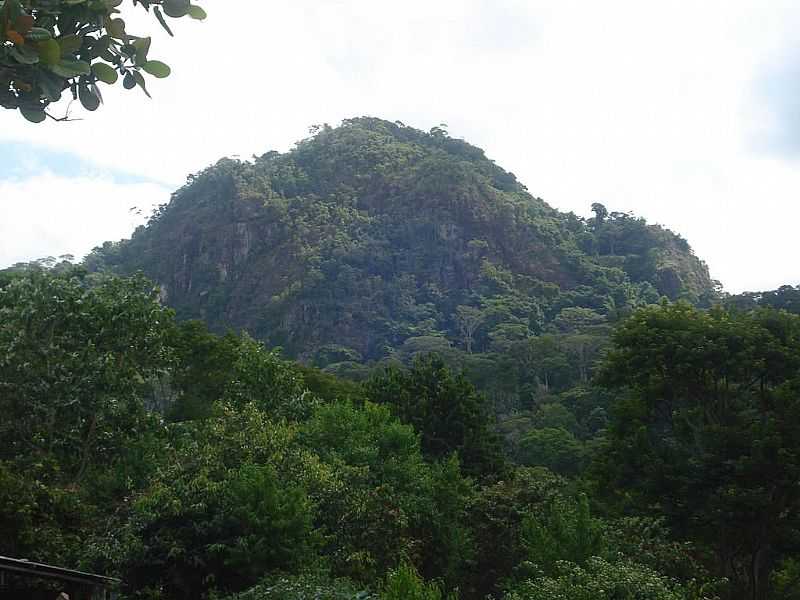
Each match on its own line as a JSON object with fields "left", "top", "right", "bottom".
{"left": 596, "top": 302, "right": 800, "bottom": 600}
{"left": 6, "top": 239, "right": 800, "bottom": 600}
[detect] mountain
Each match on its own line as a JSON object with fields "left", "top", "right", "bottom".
{"left": 87, "top": 117, "right": 715, "bottom": 367}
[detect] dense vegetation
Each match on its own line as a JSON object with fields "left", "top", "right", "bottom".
{"left": 1, "top": 263, "right": 798, "bottom": 599}
{"left": 86, "top": 118, "right": 716, "bottom": 410}
{"left": 3, "top": 122, "right": 798, "bottom": 598}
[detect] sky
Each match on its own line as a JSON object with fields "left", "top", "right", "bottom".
{"left": 2, "top": 0, "right": 799, "bottom": 293}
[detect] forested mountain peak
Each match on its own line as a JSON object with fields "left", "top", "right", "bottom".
{"left": 88, "top": 117, "right": 715, "bottom": 366}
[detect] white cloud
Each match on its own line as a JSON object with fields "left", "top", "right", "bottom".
{"left": 1, "top": 0, "right": 799, "bottom": 291}
{"left": 0, "top": 174, "right": 169, "bottom": 267}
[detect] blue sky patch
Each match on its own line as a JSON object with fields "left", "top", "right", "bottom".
{"left": 0, "top": 141, "right": 169, "bottom": 186}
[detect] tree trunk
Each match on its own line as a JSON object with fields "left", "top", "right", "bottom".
{"left": 750, "top": 546, "right": 771, "bottom": 600}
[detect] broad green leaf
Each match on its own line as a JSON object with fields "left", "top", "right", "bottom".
{"left": 79, "top": 84, "right": 100, "bottom": 111}
{"left": 142, "top": 60, "right": 170, "bottom": 78}
{"left": 133, "top": 36, "right": 151, "bottom": 66}
{"left": 9, "top": 44, "right": 39, "bottom": 64}
{"left": 48, "top": 59, "right": 91, "bottom": 78}
{"left": 162, "top": 0, "right": 190, "bottom": 18}
{"left": 187, "top": 5, "right": 207, "bottom": 20}
{"left": 90, "top": 34, "right": 112, "bottom": 59}
{"left": 38, "top": 71, "right": 64, "bottom": 101}
{"left": 92, "top": 62, "right": 118, "bottom": 84}
{"left": 20, "top": 106, "right": 46, "bottom": 123}
{"left": 123, "top": 72, "right": 136, "bottom": 89}
{"left": 107, "top": 17, "right": 126, "bottom": 39}
{"left": 37, "top": 39, "right": 61, "bottom": 65}
{"left": 58, "top": 34, "right": 82, "bottom": 55}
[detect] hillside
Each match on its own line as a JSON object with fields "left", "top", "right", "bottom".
{"left": 87, "top": 117, "right": 715, "bottom": 367}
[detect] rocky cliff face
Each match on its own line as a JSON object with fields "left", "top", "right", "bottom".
{"left": 87, "top": 118, "right": 715, "bottom": 363}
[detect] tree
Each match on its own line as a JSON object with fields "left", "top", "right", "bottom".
{"left": 466, "top": 467, "right": 566, "bottom": 598}
{"left": 0, "top": 268, "right": 176, "bottom": 568}
{"left": 382, "top": 562, "right": 454, "bottom": 600}
{"left": 217, "top": 575, "right": 373, "bottom": 600}
{"left": 596, "top": 302, "right": 800, "bottom": 600}
{"left": 455, "top": 305, "right": 484, "bottom": 353}
{"left": 518, "top": 493, "right": 605, "bottom": 578}
{"left": 121, "top": 413, "right": 318, "bottom": 599}
{"left": 1, "top": 0, "right": 206, "bottom": 122}
{"left": 504, "top": 557, "right": 693, "bottom": 600}
{"left": 367, "top": 354, "right": 507, "bottom": 480}
{"left": 516, "top": 427, "right": 584, "bottom": 476}
{"left": 297, "top": 400, "right": 467, "bottom": 585}
{"left": 0, "top": 268, "right": 173, "bottom": 484}
{"left": 591, "top": 202, "right": 608, "bottom": 228}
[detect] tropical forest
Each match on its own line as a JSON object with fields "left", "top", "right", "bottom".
{"left": 2, "top": 2, "right": 800, "bottom": 600}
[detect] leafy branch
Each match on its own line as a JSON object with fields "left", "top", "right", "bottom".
{"left": 0, "top": 0, "right": 205, "bottom": 122}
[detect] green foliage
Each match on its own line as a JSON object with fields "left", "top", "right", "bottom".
{"left": 296, "top": 363, "right": 367, "bottom": 403}
{"left": 518, "top": 494, "right": 605, "bottom": 577}
{"left": 466, "top": 467, "right": 566, "bottom": 598}
{"left": 120, "top": 409, "right": 320, "bottom": 599}
{"left": 604, "top": 517, "right": 722, "bottom": 590}
{"left": 516, "top": 427, "right": 584, "bottom": 476}
{"left": 86, "top": 118, "right": 715, "bottom": 411}
{"left": 221, "top": 333, "right": 312, "bottom": 420}
{"left": 299, "top": 400, "right": 435, "bottom": 583}
{"left": 2, "top": 264, "right": 764, "bottom": 600}
{"left": 504, "top": 557, "right": 696, "bottom": 600}
{"left": 1, "top": 0, "right": 205, "bottom": 120}
{"left": 597, "top": 302, "right": 800, "bottom": 599}
{"left": 167, "top": 320, "right": 242, "bottom": 420}
{"left": 0, "top": 460, "right": 91, "bottom": 564}
{"left": 218, "top": 574, "right": 374, "bottom": 600}
{"left": 381, "top": 562, "right": 454, "bottom": 600}
{"left": 367, "top": 354, "right": 506, "bottom": 480}
{"left": 771, "top": 558, "right": 800, "bottom": 600}
{"left": 0, "top": 268, "right": 172, "bottom": 484}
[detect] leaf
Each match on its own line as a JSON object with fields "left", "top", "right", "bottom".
{"left": 37, "top": 39, "right": 61, "bottom": 65}
{"left": 90, "top": 34, "right": 111, "bottom": 59}
{"left": 132, "top": 70, "right": 151, "bottom": 97}
{"left": 187, "top": 4, "right": 206, "bottom": 20}
{"left": 123, "top": 72, "right": 136, "bottom": 89}
{"left": 133, "top": 36, "right": 151, "bottom": 66}
{"left": 48, "top": 59, "right": 91, "bottom": 78}
{"left": 162, "top": 0, "right": 190, "bottom": 18}
{"left": 153, "top": 6, "right": 174, "bottom": 36}
{"left": 79, "top": 84, "right": 100, "bottom": 111}
{"left": 90, "top": 82, "right": 103, "bottom": 104}
{"left": 92, "top": 62, "right": 118, "bottom": 84}
{"left": 38, "top": 71, "right": 64, "bottom": 101}
{"left": 9, "top": 44, "right": 39, "bottom": 64}
{"left": 20, "top": 106, "right": 46, "bottom": 123}
{"left": 106, "top": 17, "right": 126, "bottom": 39}
{"left": 58, "top": 34, "right": 82, "bottom": 55}
{"left": 142, "top": 60, "right": 170, "bottom": 78}
{"left": 25, "top": 27, "right": 52, "bottom": 41}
